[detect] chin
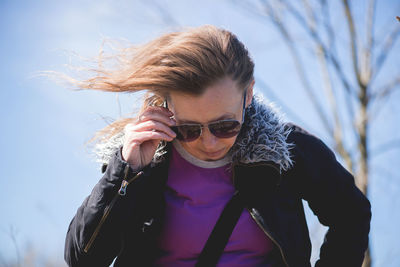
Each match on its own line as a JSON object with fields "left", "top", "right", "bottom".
{"left": 203, "top": 156, "right": 221, "bottom": 161}
{"left": 200, "top": 148, "right": 227, "bottom": 161}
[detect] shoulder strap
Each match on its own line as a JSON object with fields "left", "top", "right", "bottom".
{"left": 195, "top": 190, "right": 245, "bottom": 267}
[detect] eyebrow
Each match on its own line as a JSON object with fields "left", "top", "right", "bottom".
{"left": 176, "top": 113, "right": 236, "bottom": 124}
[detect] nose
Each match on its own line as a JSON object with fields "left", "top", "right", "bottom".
{"left": 200, "top": 126, "right": 218, "bottom": 150}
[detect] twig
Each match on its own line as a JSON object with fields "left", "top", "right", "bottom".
{"left": 372, "top": 19, "right": 400, "bottom": 82}
{"left": 363, "top": 0, "right": 376, "bottom": 83}
{"left": 255, "top": 77, "right": 319, "bottom": 135}
{"left": 277, "top": 0, "right": 357, "bottom": 126}
{"left": 342, "top": 0, "right": 362, "bottom": 88}
{"left": 368, "top": 76, "right": 400, "bottom": 121}
{"left": 300, "top": 0, "right": 354, "bottom": 171}
{"left": 262, "top": 1, "right": 333, "bottom": 136}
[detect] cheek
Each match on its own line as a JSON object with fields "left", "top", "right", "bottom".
{"left": 181, "top": 141, "right": 201, "bottom": 154}
{"left": 209, "top": 137, "right": 237, "bottom": 153}
{"left": 222, "top": 136, "right": 237, "bottom": 149}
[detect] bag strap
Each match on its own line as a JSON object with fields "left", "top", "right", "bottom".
{"left": 195, "top": 190, "right": 245, "bottom": 267}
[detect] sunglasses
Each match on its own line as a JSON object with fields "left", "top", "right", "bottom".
{"left": 164, "top": 89, "right": 247, "bottom": 142}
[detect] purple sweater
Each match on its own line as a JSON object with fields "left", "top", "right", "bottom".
{"left": 154, "top": 140, "right": 274, "bottom": 267}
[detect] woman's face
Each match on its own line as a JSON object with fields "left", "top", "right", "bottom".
{"left": 167, "top": 77, "right": 254, "bottom": 161}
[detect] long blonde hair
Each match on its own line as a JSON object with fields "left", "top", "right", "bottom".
{"left": 53, "top": 24, "right": 255, "bottom": 148}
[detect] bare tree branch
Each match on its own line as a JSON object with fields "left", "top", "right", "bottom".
{"left": 260, "top": 0, "right": 333, "bottom": 136}
{"left": 273, "top": 0, "right": 359, "bottom": 107}
{"left": 362, "top": 0, "right": 375, "bottom": 84}
{"left": 238, "top": 0, "right": 357, "bottom": 127}
{"left": 342, "top": 0, "right": 363, "bottom": 88}
{"left": 371, "top": 21, "right": 400, "bottom": 82}
{"left": 368, "top": 76, "right": 400, "bottom": 121}
{"left": 255, "top": 77, "right": 321, "bottom": 136}
{"left": 226, "top": 2, "right": 398, "bottom": 267}
{"left": 320, "top": 0, "right": 337, "bottom": 53}
{"left": 275, "top": 0, "right": 357, "bottom": 128}
{"left": 371, "top": 76, "right": 400, "bottom": 101}
{"left": 302, "top": 0, "right": 354, "bottom": 172}
{"left": 8, "top": 225, "right": 21, "bottom": 267}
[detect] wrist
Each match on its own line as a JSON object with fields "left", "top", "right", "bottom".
{"left": 119, "top": 145, "right": 142, "bottom": 172}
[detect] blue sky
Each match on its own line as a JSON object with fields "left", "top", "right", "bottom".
{"left": 0, "top": 0, "right": 399, "bottom": 266}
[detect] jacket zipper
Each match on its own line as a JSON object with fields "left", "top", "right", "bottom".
{"left": 231, "top": 162, "right": 289, "bottom": 267}
{"left": 246, "top": 207, "right": 289, "bottom": 267}
{"left": 83, "top": 165, "right": 144, "bottom": 253}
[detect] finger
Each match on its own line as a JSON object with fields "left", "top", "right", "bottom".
{"left": 137, "top": 113, "right": 176, "bottom": 127}
{"left": 137, "top": 109, "right": 176, "bottom": 127}
{"left": 130, "top": 130, "right": 174, "bottom": 145}
{"left": 133, "top": 120, "right": 177, "bottom": 138}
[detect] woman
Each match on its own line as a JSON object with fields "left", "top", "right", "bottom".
{"left": 64, "top": 25, "right": 371, "bottom": 267}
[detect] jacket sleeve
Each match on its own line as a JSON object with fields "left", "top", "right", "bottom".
{"left": 288, "top": 125, "right": 371, "bottom": 267}
{"left": 64, "top": 145, "right": 144, "bottom": 267}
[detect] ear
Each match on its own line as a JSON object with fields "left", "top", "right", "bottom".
{"left": 245, "top": 79, "right": 255, "bottom": 108}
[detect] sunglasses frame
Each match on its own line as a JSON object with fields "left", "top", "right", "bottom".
{"left": 164, "top": 89, "right": 247, "bottom": 142}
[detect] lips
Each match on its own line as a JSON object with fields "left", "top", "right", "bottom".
{"left": 203, "top": 148, "right": 224, "bottom": 156}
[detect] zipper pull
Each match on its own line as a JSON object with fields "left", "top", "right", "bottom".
{"left": 118, "top": 165, "right": 144, "bottom": 196}
{"left": 118, "top": 180, "right": 129, "bottom": 196}
{"left": 118, "top": 164, "right": 131, "bottom": 196}
{"left": 142, "top": 218, "right": 154, "bottom": 232}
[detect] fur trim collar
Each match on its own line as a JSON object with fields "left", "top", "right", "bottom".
{"left": 92, "top": 93, "right": 295, "bottom": 173}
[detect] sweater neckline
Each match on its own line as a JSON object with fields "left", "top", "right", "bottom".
{"left": 172, "top": 139, "right": 232, "bottom": 169}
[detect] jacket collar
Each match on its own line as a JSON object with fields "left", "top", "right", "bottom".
{"left": 93, "top": 93, "right": 295, "bottom": 173}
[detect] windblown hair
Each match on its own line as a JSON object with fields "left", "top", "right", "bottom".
{"left": 55, "top": 24, "right": 255, "bottom": 149}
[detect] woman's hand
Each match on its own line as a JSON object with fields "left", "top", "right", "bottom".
{"left": 121, "top": 106, "right": 177, "bottom": 170}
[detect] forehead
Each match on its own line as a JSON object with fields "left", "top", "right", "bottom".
{"left": 168, "top": 78, "right": 244, "bottom": 124}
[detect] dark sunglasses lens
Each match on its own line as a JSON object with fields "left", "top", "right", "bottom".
{"left": 209, "top": 120, "right": 241, "bottom": 138}
{"left": 171, "top": 125, "right": 201, "bottom": 142}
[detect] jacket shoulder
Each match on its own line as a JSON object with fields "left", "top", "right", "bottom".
{"left": 284, "top": 122, "right": 333, "bottom": 157}
{"left": 284, "top": 122, "right": 321, "bottom": 142}
{"left": 282, "top": 122, "right": 344, "bottom": 179}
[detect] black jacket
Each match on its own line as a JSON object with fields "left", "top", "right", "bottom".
{"left": 65, "top": 95, "right": 371, "bottom": 267}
